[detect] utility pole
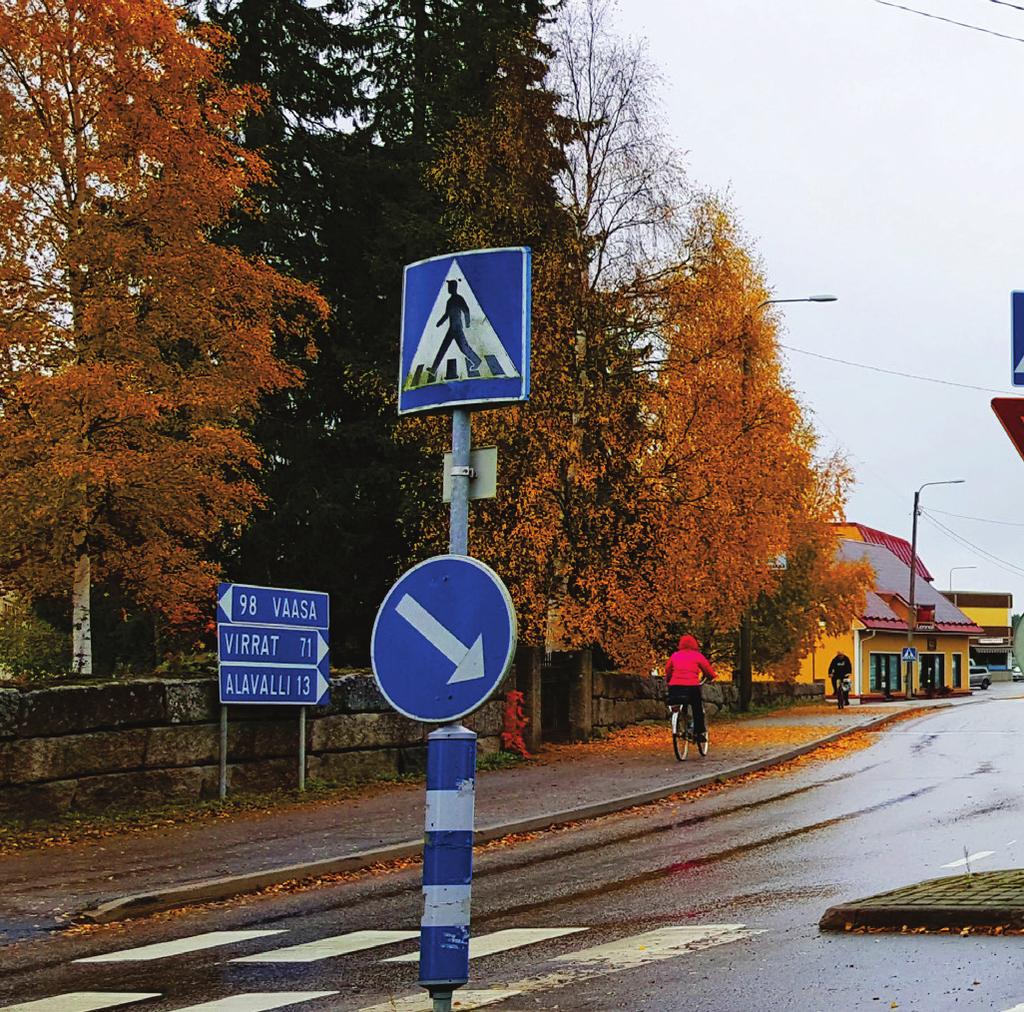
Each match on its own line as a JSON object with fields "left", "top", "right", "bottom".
{"left": 906, "top": 479, "right": 965, "bottom": 697}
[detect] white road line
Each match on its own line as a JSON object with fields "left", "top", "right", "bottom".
{"left": 358, "top": 923, "right": 759, "bottom": 1011}
{"left": 170, "top": 994, "right": 338, "bottom": 1012}
{"left": 551, "top": 924, "right": 751, "bottom": 967}
{"left": 356, "top": 990, "right": 522, "bottom": 1012}
{"left": 941, "top": 850, "right": 995, "bottom": 870}
{"left": 75, "top": 930, "right": 286, "bottom": 963}
{"left": 1008, "top": 840, "right": 1018, "bottom": 846}
{"left": 384, "top": 927, "right": 588, "bottom": 963}
{"left": 0, "top": 994, "right": 160, "bottom": 1012}
{"left": 232, "top": 930, "right": 418, "bottom": 963}
{"left": 1001, "top": 1005, "right": 1024, "bottom": 1012}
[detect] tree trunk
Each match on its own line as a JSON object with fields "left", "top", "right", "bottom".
{"left": 72, "top": 535, "right": 92, "bottom": 676}
{"left": 737, "top": 611, "right": 752, "bottom": 712}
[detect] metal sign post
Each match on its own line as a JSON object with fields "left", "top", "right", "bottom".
{"left": 373, "top": 247, "right": 529, "bottom": 1012}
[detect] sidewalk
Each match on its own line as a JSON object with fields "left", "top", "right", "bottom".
{"left": 0, "top": 696, "right": 973, "bottom": 943}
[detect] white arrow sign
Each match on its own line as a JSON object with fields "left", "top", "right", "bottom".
{"left": 395, "top": 593, "right": 485, "bottom": 684}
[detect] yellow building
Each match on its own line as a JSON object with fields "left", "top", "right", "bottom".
{"left": 801, "top": 526, "right": 981, "bottom": 699}
{"left": 941, "top": 589, "right": 1013, "bottom": 673}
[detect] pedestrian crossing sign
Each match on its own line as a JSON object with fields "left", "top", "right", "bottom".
{"left": 399, "top": 247, "right": 531, "bottom": 415}
{"left": 901, "top": 647, "right": 918, "bottom": 662}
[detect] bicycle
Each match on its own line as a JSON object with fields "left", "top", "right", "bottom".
{"left": 835, "top": 676, "right": 851, "bottom": 710}
{"left": 669, "top": 683, "right": 710, "bottom": 761}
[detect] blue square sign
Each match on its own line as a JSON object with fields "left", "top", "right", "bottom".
{"left": 398, "top": 247, "right": 531, "bottom": 415}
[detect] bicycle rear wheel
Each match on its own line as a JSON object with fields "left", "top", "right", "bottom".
{"left": 672, "top": 717, "right": 688, "bottom": 761}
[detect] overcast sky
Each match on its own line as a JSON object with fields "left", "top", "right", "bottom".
{"left": 616, "top": 0, "right": 1024, "bottom": 613}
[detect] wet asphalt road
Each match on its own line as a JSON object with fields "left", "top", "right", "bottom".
{"left": 1, "top": 689, "right": 1022, "bottom": 1011}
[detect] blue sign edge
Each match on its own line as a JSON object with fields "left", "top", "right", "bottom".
{"left": 370, "top": 554, "right": 518, "bottom": 723}
{"left": 397, "top": 247, "right": 532, "bottom": 416}
{"left": 216, "top": 581, "right": 330, "bottom": 629}
{"left": 1013, "top": 291, "right": 1024, "bottom": 388}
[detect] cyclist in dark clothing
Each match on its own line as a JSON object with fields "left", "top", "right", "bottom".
{"left": 828, "top": 651, "right": 852, "bottom": 708}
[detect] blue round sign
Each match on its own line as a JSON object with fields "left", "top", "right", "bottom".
{"left": 371, "top": 555, "right": 517, "bottom": 723}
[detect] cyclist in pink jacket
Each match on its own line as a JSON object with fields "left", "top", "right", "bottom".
{"left": 665, "top": 634, "right": 717, "bottom": 743}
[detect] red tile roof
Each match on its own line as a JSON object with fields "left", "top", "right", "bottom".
{"left": 839, "top": 540, "right": 983, "bottom": 635}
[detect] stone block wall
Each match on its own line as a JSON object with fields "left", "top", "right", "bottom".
{"left": 0, "top": 666, "right": 822, "bottom": 816}
{"left": 0, "top": 673, "right": 503, "bottom": 816}
{"left": 592, "top": 672, "right": 824, "bottom": 732}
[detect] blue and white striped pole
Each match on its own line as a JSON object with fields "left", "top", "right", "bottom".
{"left": 417, "top": 408, "right": 478, "bottom": 1012}
{"left": 419, "top": 722, "right": 477, "bottom": 1010}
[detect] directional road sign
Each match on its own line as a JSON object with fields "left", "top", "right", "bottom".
{"left": 217, "top": 583, "right": 330, "bottom": 706}
{"left": 1013, "top": 291, "right": 1024, "bottom": 386}
{"left": 901, "top": 646, "right": 918, "bottom": 663}
{"left": 399, "top": 247, "right": 531, "bottom": 415}
{"left": 371, "top": 555, "right": 517, "bottom": 722}
{"left": 217, "top": 582, "right": 329, "bottom": 630}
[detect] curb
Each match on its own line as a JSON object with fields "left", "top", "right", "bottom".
{"left": 76, "top": 703, "right": 956, "bottom": 925}
{"left": 820, "top": 902, "right": 1024, "bottom": 932}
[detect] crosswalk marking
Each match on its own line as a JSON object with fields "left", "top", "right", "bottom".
{"left": 941, "top": 850, "right": 995, "bottom": 870}
{"left": 232, "top": 930, "right": 419, "bottom": 964}
{"left": 551, "top": 924, "right": 750, "bottom": 968}
{"left": 356, "top": 990, "right": 523, "bottom": 1012}
{"left": 356, "top": 923, "right": 760, "bottom": 1012}
{"left": 384, "top": 927, "right": 587, "bottom": 964}
{"left": 0, "top": 994, "right": 160, "bottom": 1012}
{"left": 170, "top": 995, "right": 338, "bottom": 1011}
{"left": 75, "top": 930, "right": 286, "bottom": 963}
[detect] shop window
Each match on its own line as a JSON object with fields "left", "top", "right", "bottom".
{"left": 870, "top": 652, "right": 901, "bottom": 693}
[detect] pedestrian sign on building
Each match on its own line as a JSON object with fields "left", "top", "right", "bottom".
{"left": 901, "top": 646, "right": 918, "bottom": 663}
{"left": 399, "top": 247, "right": 531, "bottom": 415}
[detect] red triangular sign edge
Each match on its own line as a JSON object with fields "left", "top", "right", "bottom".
{"left": 992, "top": 397, "right": 1024, "bottom": 462}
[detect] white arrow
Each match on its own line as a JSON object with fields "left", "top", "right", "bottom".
{"left": 395, "top": 593, "right": 485, "bottom": 684}
{"left": 218, "top": 584, "right": 233, "bottom": 619}
{"left": 315, "top": 666, "right": 329, "bottom": 700}
{"left": 316, "top": 630, "right": 329, "bottom": 665}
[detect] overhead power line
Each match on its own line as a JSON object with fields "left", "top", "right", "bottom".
{"left": 927, "top": 506, "right": 1024, "bottom": 528}
{"left": 872, "top": 0, "right": 1024, "bottom": 42}
{"left": 778, "top": 343, "right": 1006, "bottom": 394}
{"left": 986, "top": 0, "right": 1024, "bottom": 13}
{"left": 921, "top": 510, "right": 1024, "bottom": 579}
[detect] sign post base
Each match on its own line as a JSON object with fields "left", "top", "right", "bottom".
{"left": 418, "top": 723, "right": 476, "bottom": 1006}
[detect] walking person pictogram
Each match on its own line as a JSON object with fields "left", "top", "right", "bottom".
{"left": 431, "top": 279, "right": 482, "bottom": 379}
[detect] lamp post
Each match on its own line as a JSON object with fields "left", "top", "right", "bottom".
{"left": 906, "top": 479, "right": 965, "bottom": 697}
{"left": 735, "top": 294, "right": 838, "bottom": 710}
{"left": 948, "top": 566, "right": 977, "bottom": 590}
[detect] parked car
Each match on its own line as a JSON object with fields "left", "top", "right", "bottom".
{"left": 969, "top": 665, "right": 991, "bottom": 690}
{"left": 1012, "top": 665, "right": 1023, "bottom": 683}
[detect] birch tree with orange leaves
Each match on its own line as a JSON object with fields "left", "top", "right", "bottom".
{"left": 0, "top": 0, "right": 326, "bottom": 673}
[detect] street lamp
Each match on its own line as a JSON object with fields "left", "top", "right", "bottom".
{"left": 948, "top": 566, "right": 977, "bottom": 590}
{"left": 906, "top": 479, "right": 965, "bottom": 697}
{"left": 735, "top": 294, "right": 838, "bottom": 710}
{"left": 758, "top": 295, "right": 838, "bottom": 307}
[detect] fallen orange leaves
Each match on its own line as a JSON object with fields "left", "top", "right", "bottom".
{"left": 540, "top": 717, "right": 840, "bottom": 761}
